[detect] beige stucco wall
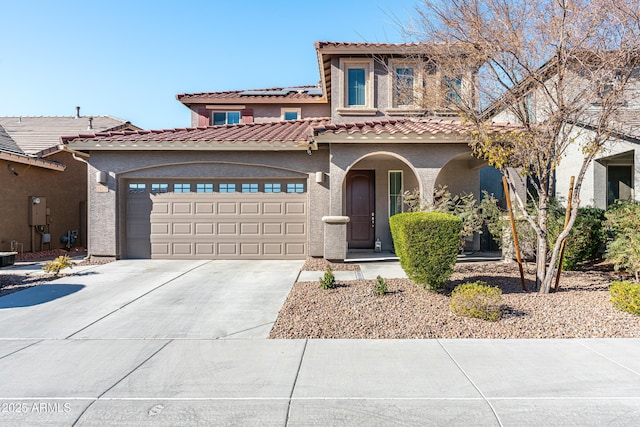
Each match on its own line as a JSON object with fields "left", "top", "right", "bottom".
{"left": 0, "top": 152, "right": 87, "bottom": 253}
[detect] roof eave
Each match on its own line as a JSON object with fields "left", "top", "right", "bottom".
{"left": 64, "top": 140, "right": 317, "bottom": 151}
{"left": 0, "top": 151, "right": 66, "bottom": 171}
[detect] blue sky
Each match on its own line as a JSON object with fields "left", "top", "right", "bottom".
{"left": 0, "top": 0, "right": 419, "bottom": 130}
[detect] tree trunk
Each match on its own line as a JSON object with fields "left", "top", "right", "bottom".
{"left": 536, "top": 206, "right": 549, "bottom": 293}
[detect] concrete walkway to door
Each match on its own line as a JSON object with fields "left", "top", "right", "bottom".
{"left": 0, "top": 260, "right": 639, "bottom": 426}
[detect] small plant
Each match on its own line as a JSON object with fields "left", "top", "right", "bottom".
{"left": 319, "top": 267, "right": 336, "bottom": 289}
{"left": 374, "top": 275, "right": 388, "bottom": 296}
{"left": 605, "top": 201, "right": 640, "bottom": 282}
{"left": 610, "top": 281, "right": 640, "bottom": 316}
{"left": 42, "top": 255, "right": 73, "bottom": 276}
{"left": 451, "top": 281, "right": 502, "bottom": 321}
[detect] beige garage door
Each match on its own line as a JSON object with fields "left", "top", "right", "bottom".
{"left": 125, "top": 180, "right": 307, "bottom": 260}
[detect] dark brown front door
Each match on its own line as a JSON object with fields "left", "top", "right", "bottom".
{"left": 346, "top": 170, "right": 375, "bottom": 249}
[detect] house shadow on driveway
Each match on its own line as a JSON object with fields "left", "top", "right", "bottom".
{"left": 0, "top": 284, "right": 84, "bottom": 308}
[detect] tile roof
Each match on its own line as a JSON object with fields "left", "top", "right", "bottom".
{"left": 314, "top": 118, "right": 522, "bottom": 136}
{"left": 176, "top": 86, "right": 325, "bottom": 104}
{"left": 0, "top": 125, "right": 24, "bottom": 156}
{"left": 0, "top": 116, "right": 135, "bottom": 155}
{"left": 62, "top": 118, "right": 332, "bottom": 148}
{"left": 63, "top": 117, "right": 521, "bottom": 151}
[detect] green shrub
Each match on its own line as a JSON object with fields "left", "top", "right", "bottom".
{"left": 319, "top": 267, "right": 336, "bottom": 290}
{"left": 42, "top": 255, "right": 73, "bottom": 276}
{"left": 450, "top": 281, "right": 502, "bottom": 321}
{"left": 390, "top": 211, "right": 461, "bottom": 292}
{"left": 605, "top": 201, "right": 640, "bottom": 282}
{"left": 374, "top": 275, "right": 387, "bottom": 296}
{"left": 610, "top": 281, "right": 640, "bottom": 316}
{"left": 547, "top": 204, "right": 605, "bottom": 270}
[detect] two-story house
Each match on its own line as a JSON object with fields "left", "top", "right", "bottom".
{"left": 62, "top": 42, "right": 515, "bottom": 261}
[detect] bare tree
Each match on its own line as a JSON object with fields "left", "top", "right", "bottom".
{"left": 400, "top": 0, "right": 640, "bottom": 293}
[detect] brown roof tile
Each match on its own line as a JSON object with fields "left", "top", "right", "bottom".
{"left": 314, "top": 118, "right": 521, "bottom": 136}
{"left": 63, "top": 118, "right": 332, "bottom": 146}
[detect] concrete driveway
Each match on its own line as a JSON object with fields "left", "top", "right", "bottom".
{"left": 0, "top": 259, "right": 302, "bottom": 339}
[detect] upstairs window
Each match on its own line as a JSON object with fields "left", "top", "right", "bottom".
{"left": 444, "top": 75, "right": 463, "bottom": 105}
{"left": 282, "top": 108, "right": 301, "bottom": 121}
{"left": 348, "top": 68, "right": 366, "bottom": 106}
{"left": 211, "top": 111, "right": 241, "bottom": 126}
{"left": 393, "top": 67, "right": 416, "bottom": 107}
{"left": 338, "top": 59, "right": 375, "bottom": 114}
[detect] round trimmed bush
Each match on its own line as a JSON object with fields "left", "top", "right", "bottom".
{"left": 451, "top": 281, "right": 502, "bottom": 321}
{"left": 390, "top": 211, "right": 461, "bottom": 292}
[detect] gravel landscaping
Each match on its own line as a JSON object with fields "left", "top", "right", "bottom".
{"left": 270, "top": 261, "right": 640, "bottom": 339}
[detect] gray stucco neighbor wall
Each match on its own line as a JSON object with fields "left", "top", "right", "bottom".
{"left": 86, "top": 149, "right": 329, "bottom": 259}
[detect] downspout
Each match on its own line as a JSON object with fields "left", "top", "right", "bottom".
{"left": 59, "top": 144, "right": 91, "bottom": 259}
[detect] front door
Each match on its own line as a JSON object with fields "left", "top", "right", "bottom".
{"left": 346, "top": 170, "right": 375, "bottom": 249}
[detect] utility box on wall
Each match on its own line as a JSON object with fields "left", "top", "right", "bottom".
{"left": 29, "top": 196, "right": 47, "bottom": 226}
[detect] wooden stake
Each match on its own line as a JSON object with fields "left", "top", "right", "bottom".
{"left": 503, "top": 177, "right": 527, "bottom": 291}
{"left": 554, "top": 176, "right": 575, "bottom": 292}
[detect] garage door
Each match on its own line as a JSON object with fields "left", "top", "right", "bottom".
{"left": 125, "top": 180, "right": 307, "bottom": 259}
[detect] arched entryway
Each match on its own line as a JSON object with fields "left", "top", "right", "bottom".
{"left": 343, "top": 152, "right": 419, "bottom": 252}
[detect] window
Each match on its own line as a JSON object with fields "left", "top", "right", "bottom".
{"left": 389, "top": 171, "right": 403, "bottom": 217}
{"left": 282, "top": 108, "right": 301, "bottom": 121}
{"left": 348, "top": 68, "right": 366, "bottom": 106}
{"left": 196, "top": 183, "right": 214, "bottom": 193}
{"left": 287, "top": 183, "right": 305, "bottom": 193}
{"left": 128, "top": 183, "right": 146, "bottom": 194}
{"left": 211, "top": 111, "right": 241, "bottom": 126}
{"left": 219, "top": 183, "right": 236, "bottom": 193}
{"left": 242, "top": 183, "right": 258, "bottom": 193}
{"left": 151, "top": 183, "right": 169, "bottom": 194}
{"left": 444, "top": 75, "right": 463, "bottom": 105}
{"left": 265, "top": 183, "right": 281, "bottom": 193}
{"left": 338, "top": 59, "right": 375, "bottom": 114}
{"left": 524, "top": 93, "right": 536, "bottom": 122}
{"left": 394, "top": 67, "right": 415, "bottom": 107}
{"left": 174, "top": 183, "right": 191, "bottom": 193}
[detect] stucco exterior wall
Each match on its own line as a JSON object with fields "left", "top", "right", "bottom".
{"left": 189, "top": 104, "right": 330, "bottom": 127}
{"left": 556, "top": 127, "right": 640, "bottom": 209}
{"left": 86, "top": 149, "right": 330, "bottom": 258}
{"left": 0, "top": 152, "right": 86, "bottom": 252}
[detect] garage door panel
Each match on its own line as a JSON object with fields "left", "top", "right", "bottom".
{"left": 218, "top": 203, "right": 237, "bottom": 214}
{"left": 151, "top": 223, "right": 170, "bottom": 235}
{"left": 218, "top": 223, "right": 237, "bottom": 235}
{"left": 195, "top": 223, "right": 215, "bottom": 235}
{"left": 141, "top": 191, "right": 306, "bottom": 259}
{"left": 240, "top": 203, "right": 260, "bottom": 215}
{"left": 195, "top": 202, "right": 215, "bottom": 214}
{"left": 172, "top": 223, "right": 192, "bottom": 234}
{"left": 240, "top": 223, "right": 260, "bottom": 235}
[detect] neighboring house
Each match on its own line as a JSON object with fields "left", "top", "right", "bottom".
{"left": 485, "top": 59, "right": 640, "bottom": 210}
{"left": 62, "top": 42, "right": 515, "bottom": 261}
{"left": 0, "top": 110, "right": 138, "bottom": 253}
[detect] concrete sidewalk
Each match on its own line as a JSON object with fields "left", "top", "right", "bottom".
{"left": 0, "top": 338, "right": 639, "bottom": 425}
{"left": 1, "top": 260, "right": 639, "bottom": 425}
